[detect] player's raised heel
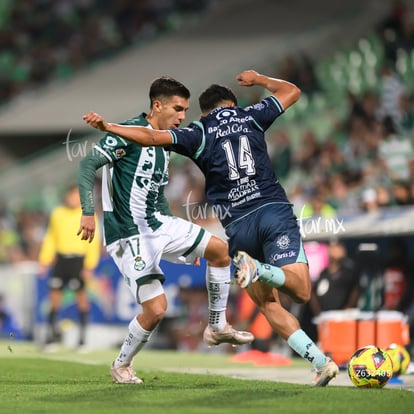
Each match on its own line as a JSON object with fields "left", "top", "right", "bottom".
{"left": 203, "top": 323, "right": 254, "bottom": 347}
{"left": 110, "top": 362, "right": 143, "bottom": 384}
{"left": 233, "top": 251, "right": 259, "bottom": 288}
{"left": 312, "top": 358, "right": 339, "bottom": 386}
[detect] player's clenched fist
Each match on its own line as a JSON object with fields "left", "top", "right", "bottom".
{"left": 83, "top": 111, "right": 109, "bottom": 131}
{"left": 236, "top": 70, "right": 259, "bottom": 87}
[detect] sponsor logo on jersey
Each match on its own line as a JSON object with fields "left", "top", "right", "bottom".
{"left": 102, "top": 135, "right": 118, "bottom": 148}
{"left": 270, "top": 250, "right": 296, "bottom": 264}
{"left": 214, "top": 123, "right": 250, "bottom": 138}
{"left": 142, "top": 160, "right": 153, "bottom": 171}
{"left": 113, "top": 148, "right": 126, "bottom": 159}
{"left": 216, "top": 108, "right": 237, "bottom": 120}
{"left": 228, "top": 179, "right": 260, "bottom": 201}
{"left": 246, "top": 102, "right": 266, "bottom": 111}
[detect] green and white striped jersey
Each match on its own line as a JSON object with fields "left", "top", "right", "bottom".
{"left": 93, "top": 114, "right": 171, "bottom": 245}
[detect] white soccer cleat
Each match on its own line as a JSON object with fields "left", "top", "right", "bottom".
{"left": 110, "top": 362, "right": 143, "bottom": 384}
{"left": 312, "top": 357, "right": 339, "bottom": 386}
{"left": 233, "top": 251, "right": 259, "bottom": 288}
{"left": 203, "top": 323, "right": 254, "bottom": 347}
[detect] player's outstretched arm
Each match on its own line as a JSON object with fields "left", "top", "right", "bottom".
{"left": 82, "top": 112, "right": 173, "bottom": 147}
{"left": 236, "top": 70, "right": 301, "bottom": 110}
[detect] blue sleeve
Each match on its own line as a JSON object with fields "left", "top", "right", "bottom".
{"left": 167, "top": 123, "right": 204, "bottom": 159}
{"left": 244, "top": 96, "right": 285, "bottom": 131}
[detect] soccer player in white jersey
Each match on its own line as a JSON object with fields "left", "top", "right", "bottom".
{"left": 82, "top": 70, "right": 340, "bottom": 386}
{"left": 77, "top": 77, "right": 253, "bottom": 384}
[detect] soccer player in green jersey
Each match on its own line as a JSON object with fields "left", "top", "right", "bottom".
{"left": 77, "top": 77, "right": 253, "bottom": 384}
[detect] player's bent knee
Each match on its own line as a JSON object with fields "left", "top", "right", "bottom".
{"left": 148, "top": 306, "right": 166, "bottom": 324}
{"left": 294, "top": 289, "right": 311, "bottom": 304}
{"left": 288, "top": 281, "right": 311, "bottom": 304}
{"left": 282, "top": 262, "right": 311, "bottom": 303}
{"left": 140, "top": 293, "right": 167, "bottom": 327}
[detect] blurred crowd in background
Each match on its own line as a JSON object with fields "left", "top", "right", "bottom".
{"left": 1, "top": 1, "right": 414, "bottom": 353}
{"left": 164, "top": 1, "right": 414, "bottom": 223}
{"left": 0, "top": 0, "right": 210, "bottom": 106}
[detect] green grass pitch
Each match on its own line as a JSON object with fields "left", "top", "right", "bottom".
{"left": 0, "top": 340, "right": 413, "bottom": 414}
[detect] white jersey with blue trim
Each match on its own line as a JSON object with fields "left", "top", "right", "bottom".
{"left": 168, "top": 96, "right": 291, "bottom": 227}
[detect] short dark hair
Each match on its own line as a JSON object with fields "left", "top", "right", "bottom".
{"left": 149, "top": 77, "right": 190, "bottom": 107}
{"left": 198, "top": 84, "right": 237, "bottom": 113}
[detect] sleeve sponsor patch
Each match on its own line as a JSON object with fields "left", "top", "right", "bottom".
{"left": 112, "top": 148, "right": 126, "bottom": 159}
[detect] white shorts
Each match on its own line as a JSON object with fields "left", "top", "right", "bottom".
{"left": 106, "top": 216, "right": 211, "bottom": 301}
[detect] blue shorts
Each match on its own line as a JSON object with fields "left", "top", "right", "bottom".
{"left": 225, "top": 203, "right": 308, "bottom": 267}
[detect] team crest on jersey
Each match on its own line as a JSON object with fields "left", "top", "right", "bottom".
{"left": 134, "top": 256, "right": 146, "bottom": 271}
{"left": 276, "top": 234, "right": 290, "bottom": 250}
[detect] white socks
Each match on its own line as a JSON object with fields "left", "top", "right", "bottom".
{"left": 114, "top": 317, "right": 152, "bottom": 368}
{"left": 206, "top": 265, "right": 230, "bottom": 331}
